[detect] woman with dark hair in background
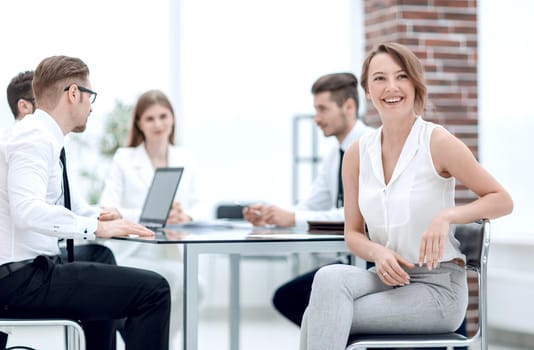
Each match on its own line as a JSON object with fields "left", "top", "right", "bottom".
{"left": 100, "top": 89, "right": 205, "bottom": 348}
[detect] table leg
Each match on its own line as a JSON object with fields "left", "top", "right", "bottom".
{"left": 229, "top": 253, "right": 240, "bottom": 350}
{"left": 183, "top": 245, "right": 199, "bottom": 350}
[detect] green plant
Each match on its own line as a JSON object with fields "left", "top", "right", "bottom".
{"left": 71, "top": 99, "right": 133, "bottom": 204}
{"left": 99, "top": 100, "right": 132, "bottom": 157}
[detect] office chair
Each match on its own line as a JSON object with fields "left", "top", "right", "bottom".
{"left": 346, "top": 219, "right": 489, "bottom": 350}
{"left": 215, "top": 203, "right": 248, "bottom": 220}
{"left": 0, "top": 319, "right": 85, "bottom": 350}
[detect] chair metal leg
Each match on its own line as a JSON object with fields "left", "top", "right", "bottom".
{"left": 65, "top": 324, "right": 78, "bottom": 350}
{"left": 290, "top": 252, "right": 300, "bottom": 277}
{"left": 0, "top": 332, "right": 7, "bottom": 350}
{"left": 64, "top": 322, "right": 85, "bottom": 350}
{"left": 0, "top": 320, "right": 85, "bottom": 350}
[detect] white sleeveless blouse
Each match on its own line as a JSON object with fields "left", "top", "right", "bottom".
{"left": 358, "top": 117, "right": 464, "bottom": 263}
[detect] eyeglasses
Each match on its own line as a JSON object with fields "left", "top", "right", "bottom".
{"left": 63, "top": 85, "right": 97, "bottom": 104}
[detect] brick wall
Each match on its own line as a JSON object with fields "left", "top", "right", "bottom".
{"left": 361, "top": 0, "right": 479, "bottom": 336}
{"left": 362, "top": 0, "right": 478, "bottom": 204}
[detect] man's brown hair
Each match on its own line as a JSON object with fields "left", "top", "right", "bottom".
{"left": 6, "top": 71, "right": 34, "bottom": 118}
{"left": 33, "top": 56, "right": 90, "bottom": 110}
{"left": 311, "top": 72, "right": 359, "bottom": 111}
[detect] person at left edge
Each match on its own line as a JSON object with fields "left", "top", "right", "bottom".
{"left": 0, "top": 55, "right": 171, "bottom": 350}
{"left": 6, "top": 70, "right": 36, "bottom": 121}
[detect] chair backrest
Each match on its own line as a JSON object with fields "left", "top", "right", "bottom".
{"left": 215, "top": 204, "right": 246, "bottom": 219}
{"left": 454, "top": 219, "right": 490, "bottom": 347}
{"left": 454, "top": 220, "right": 488, "bottom": 270}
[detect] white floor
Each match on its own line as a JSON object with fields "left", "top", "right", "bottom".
{"left": 197, "top": 308, "right": 300, "bottom": 350}
{"left": 3, "top": 308, "right": 531, "bottom": 350}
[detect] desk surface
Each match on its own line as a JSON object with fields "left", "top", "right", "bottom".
{"left": 110, "top": 220, "right": 348, "bottom": 350}
{"left": 112, "top": 221, "right": 345, "bottom": 244}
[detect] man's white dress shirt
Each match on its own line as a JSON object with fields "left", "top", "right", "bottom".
{"left": 0, "top": 110, "right": 97, "bottom": 265}
{"left": 294, "top": 120, "right": 374, "bottom": 225}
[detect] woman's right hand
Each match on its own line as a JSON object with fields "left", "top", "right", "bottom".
{"left": 374, "top": 246, "right": 414, "bottom": 286}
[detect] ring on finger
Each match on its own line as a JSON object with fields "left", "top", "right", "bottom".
{"left": 382, "top": 271, "right": 388, "bottom": 277}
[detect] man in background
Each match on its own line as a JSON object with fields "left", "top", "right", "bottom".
{"left": 1, "top": 70, "right": 36, "bottom": 348}
{"left": 243, "top": 72, "right": 374, "bottom": 325}
{"left": 6, "top": 70, "right": 35, "bottom": 120}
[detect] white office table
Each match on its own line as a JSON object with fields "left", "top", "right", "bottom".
{"left": 114, "top": 223, "right": 349, "bottom": 350}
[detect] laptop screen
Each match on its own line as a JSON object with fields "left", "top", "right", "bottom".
{"left": 139, "top": 167, "right": 184, "bottom": 227}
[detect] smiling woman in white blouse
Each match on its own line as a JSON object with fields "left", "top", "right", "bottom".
{"left": 299, "top": 42, "right": 513, "bottom": 350}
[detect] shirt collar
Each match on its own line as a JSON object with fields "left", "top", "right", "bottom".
{"left": 340, "top": 120, "right": 370, "bottom": 151}
{"left": 33, "top": 109, "right": 65, "bottom": 150}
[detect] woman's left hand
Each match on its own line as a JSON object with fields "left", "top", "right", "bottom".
{"left": 167, "top": 201, "right": 192, "bottom": 224}
{"left": 418, "top": 217, "right": 450, "bottom": 270}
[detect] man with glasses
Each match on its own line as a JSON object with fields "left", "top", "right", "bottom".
{"left": 0, "top": 55, "right": 171, "bottom": 350}
{"left": 6, "top": 70, "right": 36, "bottom": 121}
{"left": 2, "top": 68, "right": 126, "bottom": 349}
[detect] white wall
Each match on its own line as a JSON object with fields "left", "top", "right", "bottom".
{"left": 9, "top": 1, "right": 531, "bottom": 321}
{"left": 176, "top": 0, "right": 358, "bottom": 214}
{"left": 0, "top": 1, "right": 172, "bottom": 123}
{"left": 1, "top": 0, "right": 361, "bottom": 216}
{"left": 0, "top": 0, "right": 172, "bottom": 188}
{"left": 175, "top": 0, "right": 360, "bottom": 307}
{"left": 479, "top": 1, "right": 534, "bottom": 337}
{"left": 479, "top": 0, "right": 534, "bottom": 237}
{"left": 0, "top": 0, "right": 360, "bottom": 308}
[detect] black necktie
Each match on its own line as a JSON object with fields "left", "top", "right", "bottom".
{"left": 60, "top": 148, "right": 74, "bottom": 262}
{"left": 337, "top": 148, "right": 344, "bottom": 208}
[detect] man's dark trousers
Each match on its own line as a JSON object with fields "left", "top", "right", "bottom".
{"left": 0, "top": 244, "right": 170, "bottom": 350}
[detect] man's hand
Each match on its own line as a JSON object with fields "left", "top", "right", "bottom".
{"left": 262, "top": 206, "right": 295, "bottom": 227}
{"left": 243, "top": 204, "right": 268, "bottom": 226}
{"left": 96, "top": 219, "right": 154, "bottom": 238}
{"left": 243, "top": 204, "right": 295, "bottom": 227}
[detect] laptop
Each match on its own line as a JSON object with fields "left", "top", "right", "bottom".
{"left": 139, "top": 167, "right": 184, "bottom": 231}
